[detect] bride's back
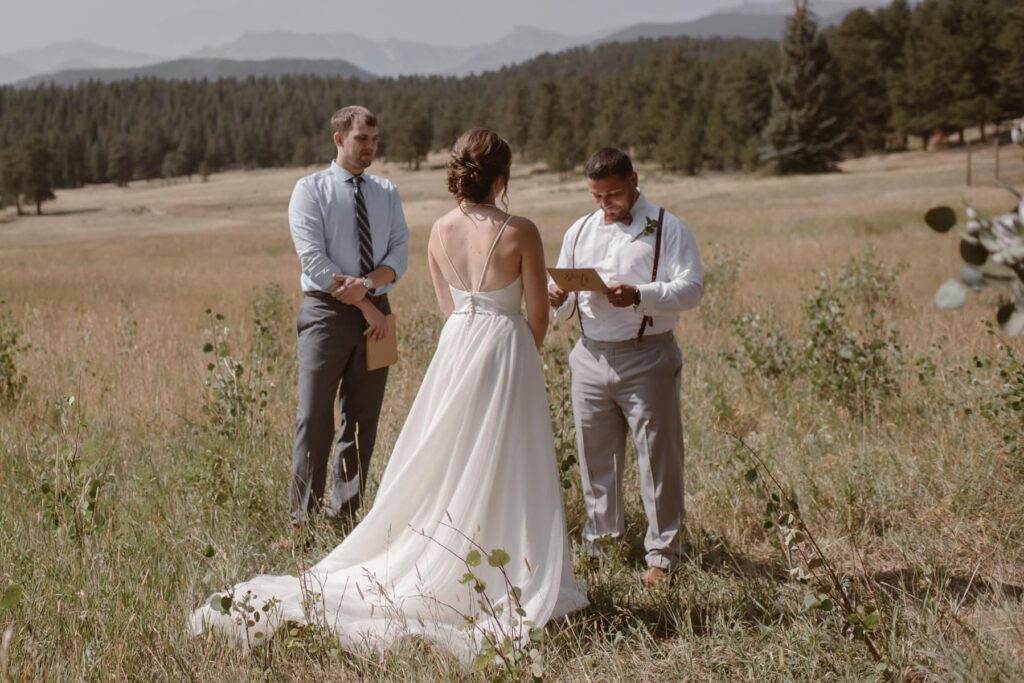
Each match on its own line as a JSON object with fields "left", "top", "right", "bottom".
{"left": 433, "top": 206, "right": 525, "bottom": 292}
{"left": 429, "top": 127, "right": 549, "bottom": 347}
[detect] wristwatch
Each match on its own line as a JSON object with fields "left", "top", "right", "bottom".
{"left": 361, "top": 276, "right": 374, "bottom": 292}
{"left": 632, "top": 287, "right": 641, "bottom": 309}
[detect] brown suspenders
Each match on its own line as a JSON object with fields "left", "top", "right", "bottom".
{"left": 636, "top": 208, "right": 665, "bottom": 341}
{"left": 569, "top": 207, "right": 665, "bottom": 342}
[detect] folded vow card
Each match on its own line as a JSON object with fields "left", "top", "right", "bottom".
{"left": 367, "top": 314, "right": 398, "bottom": 371}
{"left": 547, "top": 268, "right": 608, "bottom": 292}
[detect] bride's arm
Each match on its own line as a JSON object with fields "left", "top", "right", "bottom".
{"left": 428, "top": 222, "right": 456, "bottom": 319}
{"left": 517, "top": 218, "right": 549, "bottom": 350}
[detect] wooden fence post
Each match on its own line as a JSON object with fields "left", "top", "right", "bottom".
{"left": 967, "top": 142, "right": 973, "bottom": 186}
{"left": 995, "top": 136, "right": 1001, "bottom": 182}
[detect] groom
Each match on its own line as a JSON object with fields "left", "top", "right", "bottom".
{"left": 287, "top": 105, "right": 409, "bottom": 528}
{"left": 549, "top": 148, "right": 703, "bottom": 586}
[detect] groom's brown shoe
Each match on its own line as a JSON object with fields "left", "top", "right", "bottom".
{"left": 641, "top": 566, "right": 669, "bottom": 587}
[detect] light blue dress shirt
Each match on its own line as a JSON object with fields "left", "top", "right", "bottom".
{"left": 288, "top": 161, "right": 410, "bottom": 294}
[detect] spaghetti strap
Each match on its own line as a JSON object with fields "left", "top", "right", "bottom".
{"left": 476, "top": 215, "right": 515, "bottom": 293}
{"left": 436, "top": 225, "right": 470, "bottom": 291}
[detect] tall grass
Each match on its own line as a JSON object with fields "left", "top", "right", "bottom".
{"left": 1, "top": 150, "right": 1022, "bottom": 680}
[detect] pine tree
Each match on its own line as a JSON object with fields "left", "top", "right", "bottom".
{"left": 22, "top": 135, "right": 55, "bottom": 215}
{"left": 890, "top": 0, "right": 956, "bottom": 148}
{"left": 292, "top": 137, "right": 316, "bottom": 167}
{"left": 761, "top": 0, "right": 846, "bottom": 174}
{"left": 107, "top": 136, "right": 135, "bottom": 187}
{"left": 997, "top": 4, "right": 1024, "bottom": 116}
{"left": 528, "top": 81, "right": 564, "bottom": 164}
{"left": 704, "top": 50, "right": 774, "bottom": 170}
{"left": 830, "top": 8, "right": 892, "bottom": 154}
{"left": 0, "top": 148, "right": 27, "bottom": 216}
{"left": 134, "top": 123, "right": 169, "bottom": 180}
{"left": 945, "top": 0, "right": 1003, "bottom": 142}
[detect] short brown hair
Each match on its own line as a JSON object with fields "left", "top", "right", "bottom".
{"left": 331, "top": 106, "right": 377, "bottom": 137}
{"left": 446, "top": 128, "right": 512, "bottom": 205}
{"left": 585, "top": 147, "right": 633, "bottom": 180}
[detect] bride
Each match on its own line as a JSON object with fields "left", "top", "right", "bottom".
{"left": 189, "top": 128, "right": 588, "bottom": 662}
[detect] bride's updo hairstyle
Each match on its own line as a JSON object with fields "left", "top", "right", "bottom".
{"left": 446, "top": 128, "right": 512, "bottom": 208}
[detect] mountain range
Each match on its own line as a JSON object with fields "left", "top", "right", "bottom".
{"left": 3, "top": 1, "right": 887, "bottom": 87}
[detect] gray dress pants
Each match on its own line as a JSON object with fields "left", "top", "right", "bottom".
{"left": 289, "top": 295, "right": 389, "bottom": 523}
{"left": 569, "top": 331, "right": 685, "bottom": 569}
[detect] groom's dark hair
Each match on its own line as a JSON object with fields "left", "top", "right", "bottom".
{"left": 585, "top": 148, "right": 633, "bottom": 181}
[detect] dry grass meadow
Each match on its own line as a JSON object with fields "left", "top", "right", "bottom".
{"left": 1, "top": 148, "right": 1023, "bottom": 681}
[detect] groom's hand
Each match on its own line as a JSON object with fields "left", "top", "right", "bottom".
{"left": 548, "top": 284, "right": 568, "bottom": 308}
{"left": 607, "top": 283, "right": 637, "bottom": 308}
{"left": 331, "top": 274, "right": 368, "bottom": 304}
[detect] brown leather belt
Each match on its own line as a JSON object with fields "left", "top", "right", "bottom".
{"left": 304, "top": 290, "right": 388, "bottom": 305}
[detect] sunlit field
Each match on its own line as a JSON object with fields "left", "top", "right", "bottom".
{"left": 1, "top": 147, "right": 1023, "bottom": 680}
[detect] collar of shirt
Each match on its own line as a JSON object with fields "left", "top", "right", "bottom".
{"left": 330, "top": 160, "right": 363, "bottom": 184}
{"left": 597, "top": 191, "right": 653, "bottom": 237}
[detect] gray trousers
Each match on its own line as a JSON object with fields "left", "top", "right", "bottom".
{"left": 569, "top": 331, "right": 685, "bottom": 569}
{"left": 289, "top": 295, "right": 389, "bottom": 523}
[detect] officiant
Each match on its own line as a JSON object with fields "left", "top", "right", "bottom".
{"left": 548, "top": 148, "right": 702, "bottom": 586}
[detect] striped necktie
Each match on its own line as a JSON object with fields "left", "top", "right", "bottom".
{"left": 352, "top": 175, "right": 374, "bottom": 277}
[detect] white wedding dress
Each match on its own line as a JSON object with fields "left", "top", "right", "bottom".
{"left": 189, "top": 217, "right": 588, "bottom": 662}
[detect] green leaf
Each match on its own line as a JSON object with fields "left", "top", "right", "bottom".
{"left": 219, "top": 595, "right": 233, "bottom": 614}
{"left": 959, "top": 265, "right": 986, "bottom": 289}
{"left": 802, "top": 592, "right": 833, "bottom": 612}
{"left": 997, "top": 304, "right": 1024, "bottom": 337}
{"left": 458, "top": 571, "right": 474, "bottom": 585}
{"left": 466, "top": 549, "right": 481, "bottom": 567}
{"left": 210, "top": 594, "right": 231, "bottom": 615}
{"left": 959, "top": 239, "right": 989, "bottom": 266}
{"left": 203, "top": 544, "right": 215, "bottom": 558}
{"left": 487, "top": 548, "right": 511, "bottom": 567}
{"left": 474, "top": 652, "right": 492, "bottom": 671}
{"left": 925, "top": 206, "right": 957, "bottom": 233}
{"left": 529, "top": 626, "right": 545, "bottom": 642}
{"left": 935, "top": 279, "right": 968, "bottom": 310}
{"left": 744, "top": 468, "right": 758, "bottom": 482}
{"left": 862, "top": 609, "right": 881, "bottom": 630}
{"left": 978, "top": 230, "right": 1000, "bottom": 253}
{"left": 0, "top": 583, "right": 21, "bottom": 609}
{"left": 202, "top": 343, "right": 214, "bottom": 353}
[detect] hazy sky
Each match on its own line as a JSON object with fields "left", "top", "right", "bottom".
{"left": 3, "top": 0, "right": 786, "bottom": 56}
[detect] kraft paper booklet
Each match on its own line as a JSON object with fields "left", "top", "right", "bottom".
{"left": 367, "top": 314, "right": 398, "bottom": 371}
{"left": 547, "top": 267, "right": 608, "bottom": 292}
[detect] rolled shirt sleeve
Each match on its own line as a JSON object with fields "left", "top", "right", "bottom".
{"left": 288, "top": 179, "right": 346, "bottom": 292}
{"left": 374, "top": 187, "right": 410, "bottom": 293}
{"left": 635, "top": 219, "right": 703, "bottom": 316}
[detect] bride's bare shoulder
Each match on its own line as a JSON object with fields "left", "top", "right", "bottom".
{"left": 505, "top": 215, "right": 541, "bottom": 243}
{"left": 434, "top": 207, "right": 464, "bottom": 228}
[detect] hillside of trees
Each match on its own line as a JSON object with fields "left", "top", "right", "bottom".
{"left": 0, "top": 0, "right": 1022, "bottom": 205}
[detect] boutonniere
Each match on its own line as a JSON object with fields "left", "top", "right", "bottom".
{"left": 631, "top": 216, "right": 659, "bottom": 242}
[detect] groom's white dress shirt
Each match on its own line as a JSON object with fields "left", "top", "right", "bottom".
{"left": 552, "top": 192, "right": 703, "bottom": 342}
{"left": 288, "top": 161, "right": 410, "bottom": 294}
